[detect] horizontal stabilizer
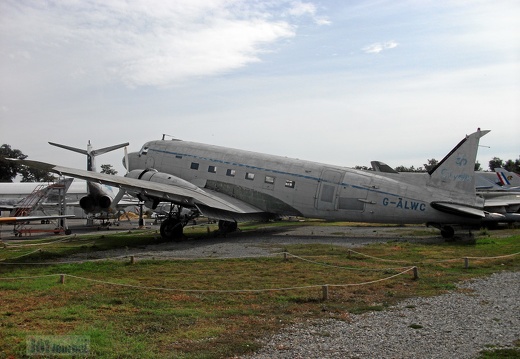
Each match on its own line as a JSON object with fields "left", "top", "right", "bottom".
{"left": 48, "top": 142, "right": 87, "bottom": 155}
{"left": 430, "top": 202, "right": 485, "bottom": 219}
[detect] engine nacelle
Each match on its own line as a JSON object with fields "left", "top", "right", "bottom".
{"left": 125, "top": 169, "right": 199, "bottom": 209}
{"left": 79, "top": 194, "right": 112, "bottom": 213}
{"left": 126, "top": 169, "right": 199, "bottom": 190}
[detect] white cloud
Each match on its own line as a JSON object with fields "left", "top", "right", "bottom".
{"left": 362, "top": 41, "right": 399, "bottom": 54}
{"left": 1, "top": 0, "right": 330, "bottom": 88}
{"left": 286, "top": 1, "right": 331, "bottom": 25}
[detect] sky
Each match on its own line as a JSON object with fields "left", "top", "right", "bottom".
{"left": 1, "top": 0, "right": 519, "bottom": 176}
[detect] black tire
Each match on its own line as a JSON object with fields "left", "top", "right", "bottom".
{"left": 160, "top": 218, "right": 184, "bottom": 240}
{"left": 218, "top": 220, "right": 238, "bottom": 233}
{"left": 441, "top": 226, "right": 455, "bottom": 239}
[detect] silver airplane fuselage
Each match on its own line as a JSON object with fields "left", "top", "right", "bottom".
{"left": 125, "top": 139, "right": 481, "bottom": 228}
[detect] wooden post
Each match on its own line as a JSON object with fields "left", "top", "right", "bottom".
{"left": 322, "top": 285, "right": 329, "bottom": 301}
{"left": 59, "top": 274, "right": 65, "bottom": 284}
{"left": 348, "top": 250, "right": 351, "bottom": 258}
{"left": 413, "top": 266, "right": 419, "bottom": 280}
{"left": 130, "top": 256, "right": 135, "bottom": 265}
{"left": 464, "top": 257, "right": 469, "bottom": 269}
{"left": 284, "top": 252, "right": 288, "bottom": 261}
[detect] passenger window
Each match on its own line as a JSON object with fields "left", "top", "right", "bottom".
{"left": 285, "top": 180, "right": 295, "bottom": 188}
{"left": 245, "top": 172, "right": 255, "bottom": 180}
{"left": 265, "top": 176, "right": 275, "bottom": 184}
{"left": 226, "top": 169, "right": 236, "bottom": 177}
{"left": 208, "top": 165, "right": 217, "bottom": 173}
{"left": 190, "top": 163, "right": 199, "bottom": 170}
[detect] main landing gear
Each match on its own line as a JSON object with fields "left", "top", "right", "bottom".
{"left": 159, "top": 204, "right": 198, "bottom": 241}
{"left": 157, "top": 204, "right": 239, "bottom": 240}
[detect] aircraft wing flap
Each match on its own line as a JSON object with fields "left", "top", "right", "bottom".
{"left": 195, "top": 188, "right": 275, "bottom": 222}
{"left": 12, "top": 159, "right": 248, "bottom": 214}
{"left": 430, "top": 202, "right": 486, "bottom": 219}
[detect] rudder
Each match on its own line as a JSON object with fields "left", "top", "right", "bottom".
{"left": 428, "top": 129, "right": 490, "bottom": 195}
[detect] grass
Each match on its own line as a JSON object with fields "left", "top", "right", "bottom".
{"left": 0, "top": 223, "right": 519, "bottom": 358}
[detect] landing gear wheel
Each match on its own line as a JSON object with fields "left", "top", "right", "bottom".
{"left": 218, "top": 220, "right": 238, "bottom": 234}
{"left": 441, "top": 226, "right": 455, "bottom": 240}
{"left": 160, "top": 218, "right": 184, "bottom": 240}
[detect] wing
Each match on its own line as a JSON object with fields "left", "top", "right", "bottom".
{"left": 11, "top": 159, "right": 269, "bottom": 221}
{"left": 0, "top": 214, "right": 75, "bottom": 224}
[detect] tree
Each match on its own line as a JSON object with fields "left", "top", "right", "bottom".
{"left": 423, "top": 159, "right": 438, "bottom": 172}
{"left": 100, "top": 164, "right": 117, "bottom": 175}
{"left": 504, "top": 157, "right": 520, "bottom": 173}
{"left": 488, "top": 157, "right": 503, "bottom": 172}
{"left": 18, "top": 166, "right": 56, "bottom": 182}
{"left": 0, "top": 144, "right": 27, "bottom": 182}
{"left": 0, "top": 144, "right": 55, "bottom": 182}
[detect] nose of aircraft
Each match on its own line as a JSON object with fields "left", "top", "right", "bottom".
{"left": 123, "top": 151, "right": 140, "bottom": 172}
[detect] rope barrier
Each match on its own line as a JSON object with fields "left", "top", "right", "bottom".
{"left": 0, "top": 269, "right": 416, "bottom": 294}
{"left": 329, "top": 267, "right": 416, "bottom": 287}
{"left": 1, "top": 236, "right": 75, "bottom": 248}
{"left": 1, "top": 248, "right": 519, "bottom": 266}
{"left": 286, "top": 253, "right": 410, "bottom": 272}
{"left": 344, "top": 249, "right": 520, "bottom": 265}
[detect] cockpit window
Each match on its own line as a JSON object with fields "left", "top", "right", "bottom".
{"left": 140, "top": 146, "right": 149, "bottom": 155}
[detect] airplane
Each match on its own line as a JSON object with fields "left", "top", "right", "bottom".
{"left": 48, "top": 140, "right": 130, "bottom": 223}
{"left": 11, "top": 129, "right": 519, "bottom": 240}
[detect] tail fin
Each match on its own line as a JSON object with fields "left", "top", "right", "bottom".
{"left": 495, "top": 168, "right": 520, "bottom": 187}
{"left": 428, "top": 129, "right": 490, "bottom": 195}
{"left": 49, "top": 141, "right": 129, "bottom": 172}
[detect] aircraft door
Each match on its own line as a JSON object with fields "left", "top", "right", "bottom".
{"left": 315, "top": 169, "right": 343, "bottom": 211}
{"left": 337, "top": 173, "right": 370, "bottom": 212}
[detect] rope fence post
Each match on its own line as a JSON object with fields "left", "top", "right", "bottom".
{"left": 130, "top": 256, "right": 135, "bottom": 265}
{"left": 413, "top": 266, "right": 419, "bottom": 280}
{"left": 464, "top": 257, "right": 469, "bottom": 269}
{"left": 322, "top": 285, "right": 329, "bottom": 301}
{"left": 59, "top": 274, "right": 65, "bottom": 284}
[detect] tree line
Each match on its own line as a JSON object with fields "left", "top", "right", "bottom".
{"left": 355, "top": 156, "right": 519, "bottom": 173}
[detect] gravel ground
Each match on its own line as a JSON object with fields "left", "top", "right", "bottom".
{"left": 242, "top": 271, "right": 520, "bottom": 359}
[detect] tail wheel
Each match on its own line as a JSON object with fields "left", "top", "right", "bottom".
{"left": 441, "top": 226, "right": 455, "bottom": 239}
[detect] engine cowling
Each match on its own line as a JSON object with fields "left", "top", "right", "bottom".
{"left": 124, "top": 169, "right": 199, "bottom": 209}
{"left": 126, "top": 169, "right": 199, "bottom": 190}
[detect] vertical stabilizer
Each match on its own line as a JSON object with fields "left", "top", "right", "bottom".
{"left": 428, "top": 129, "right": 490, "bottom": 196}
{"left": 495, "top": 168, "right": 520, "bottom": 187}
